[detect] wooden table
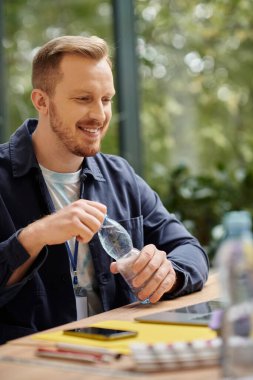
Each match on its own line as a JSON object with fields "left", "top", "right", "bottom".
{"left": 0, "top": 273, "right": 222, "bottom": 380}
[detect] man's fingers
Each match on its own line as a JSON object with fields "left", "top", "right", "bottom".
{"left": 132, "top": 245, "right": 156, "bottom": 275}
{"left": 145, "top": 265, "right": 176, "bottom": 303}
{"left": 132, "top": 247, "right": 165, "bottom": 288}
{"left": 110, "top": 262, "right": 119, "bottom": 274}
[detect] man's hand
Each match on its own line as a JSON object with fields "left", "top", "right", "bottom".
{"left": 110, "top": 244, "right": 176, "bottom": 303}
{"left": 19, "top": 199, "right": 107, "bottom": 255}
{"left": 7, "top": 200, "right": 106, "bottom": 286}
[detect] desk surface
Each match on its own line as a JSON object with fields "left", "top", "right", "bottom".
{"left": 0, "top": 273, "right": 221, "bottom": 380}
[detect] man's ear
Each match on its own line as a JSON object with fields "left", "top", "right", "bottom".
{"left": 31, "top": 89, "right": 49, "bottom": 115}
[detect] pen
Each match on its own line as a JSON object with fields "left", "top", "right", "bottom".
{"left": 56, "top": 342, "right": 121, "bottom": 359}
{"left": 36, "top": 346, "right": 119, "bottom": 363}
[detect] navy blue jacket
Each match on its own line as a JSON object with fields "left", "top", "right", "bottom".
{"left": 0, "top": 119, "right": 209, "bottom": 344}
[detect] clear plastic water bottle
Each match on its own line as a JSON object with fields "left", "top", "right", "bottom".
{"left": 98, "top": 216, "right": 150, "bottom": 304}
{"left": 215, "top": 211, "right": 253, "bottom": 379}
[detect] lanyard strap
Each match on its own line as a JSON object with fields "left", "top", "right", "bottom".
{"left": 65, "top": 239, "right": 79, "bottom": 287}
{"left": 39, "top": 169, "right": 85, "bottom": 289}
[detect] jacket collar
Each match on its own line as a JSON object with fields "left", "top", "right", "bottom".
{"left": 10, "top": 118, "right": 106, "bottom": 182}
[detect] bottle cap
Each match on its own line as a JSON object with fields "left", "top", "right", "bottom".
{"left": 223, "top": 211, "right": 252, "bottom": 234}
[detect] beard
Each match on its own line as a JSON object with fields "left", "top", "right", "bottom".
{"left": 49, "top": 101, "right": 102, "bottom": 157}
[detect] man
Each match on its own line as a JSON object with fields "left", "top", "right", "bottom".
{"left": 0, "top": 36, "right": 209, "bottom": 344}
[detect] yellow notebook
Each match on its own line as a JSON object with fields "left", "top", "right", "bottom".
{"left": 34, "top": 320, "right": 216, "bottom": 355}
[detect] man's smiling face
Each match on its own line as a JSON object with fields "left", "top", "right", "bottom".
{"left": 48, "top": 54, "right": 115, "bottom": 158}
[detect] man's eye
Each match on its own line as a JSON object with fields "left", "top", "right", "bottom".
{"left": 102, "top": 98, "right": 113, "bottom": 104}
{"left": 76, "top": 97, "right": 90, "bottom": 102}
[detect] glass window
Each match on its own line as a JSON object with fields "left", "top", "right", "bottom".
{"left": 136, "top": 1, "right": 253, "bottom": 254}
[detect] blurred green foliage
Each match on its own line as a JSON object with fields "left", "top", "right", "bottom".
{"left": 135, "top": 0, "right": 253, "bottom": 260}
{"left": 2, "top": 0, "right": 253, "bottom": 262}
{"left": 165, "top": 162, "right": 253, "bottom": 260}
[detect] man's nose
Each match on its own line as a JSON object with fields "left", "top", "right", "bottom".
{"left": 88, "top": 102, "right": 106, "bottom": 124}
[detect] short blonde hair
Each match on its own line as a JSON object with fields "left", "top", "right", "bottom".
{"left": 32, "top": 35, "right": 112, "bottom": 95}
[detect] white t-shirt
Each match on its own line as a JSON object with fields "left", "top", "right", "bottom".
{"left": 40, "top": 165, "right": 103, "bottom": 319}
